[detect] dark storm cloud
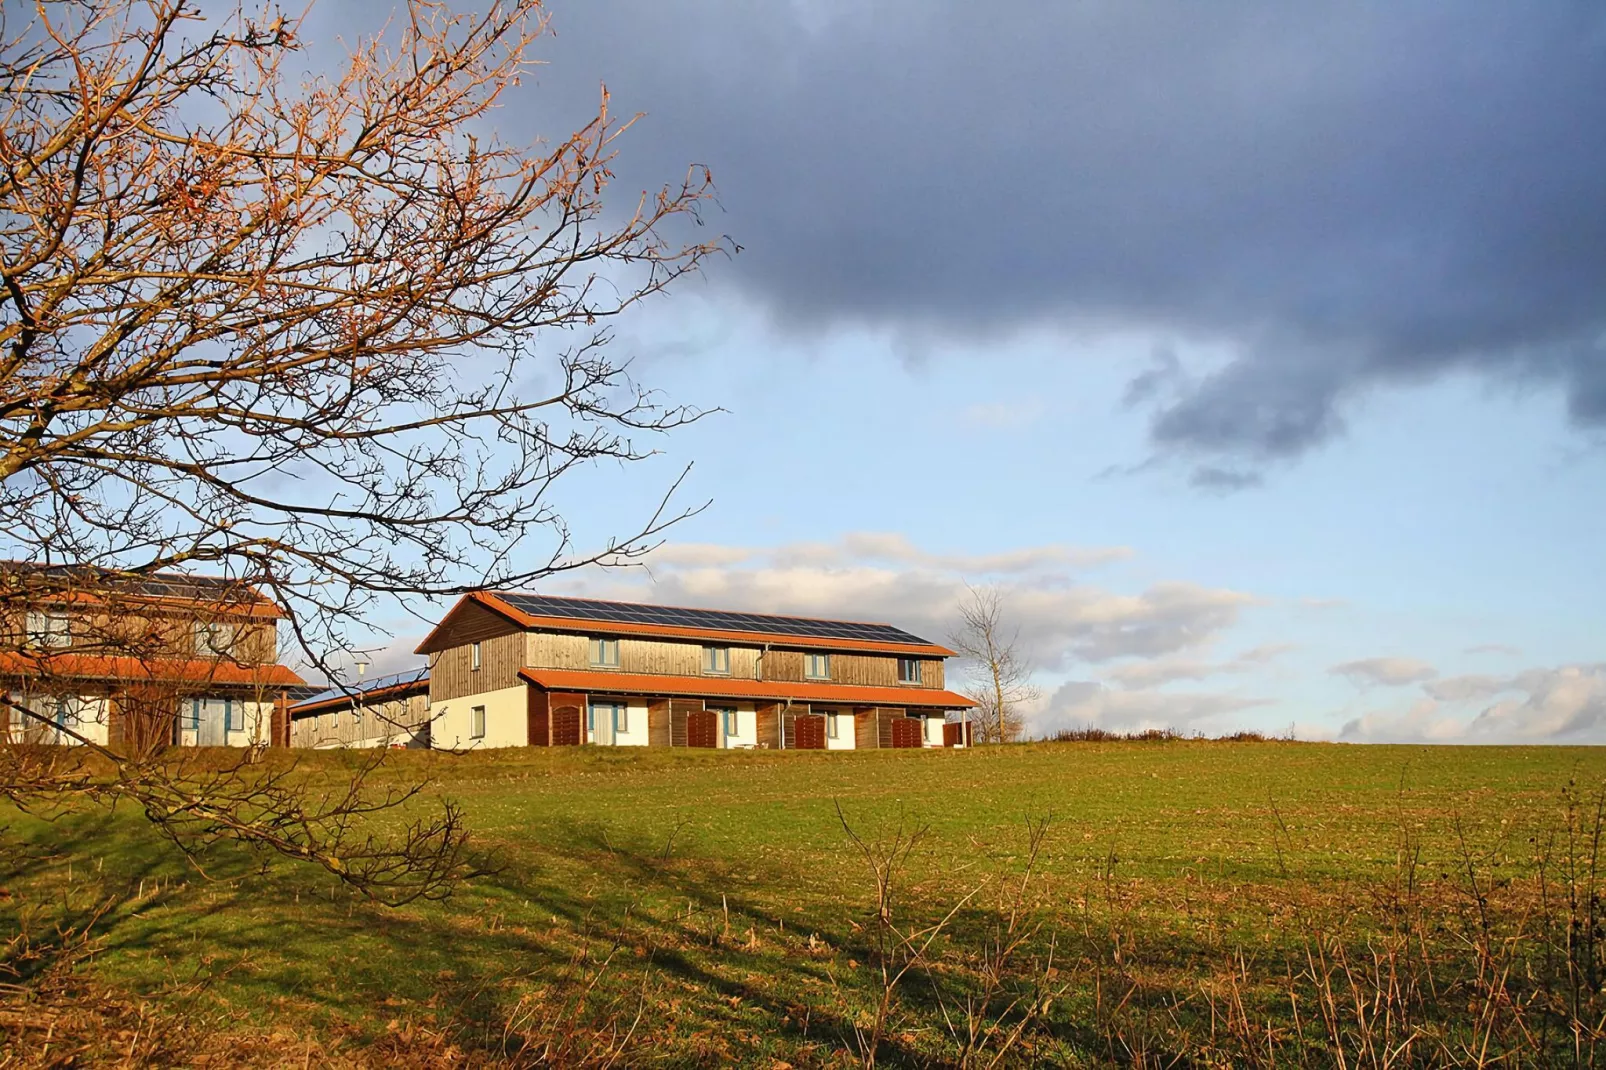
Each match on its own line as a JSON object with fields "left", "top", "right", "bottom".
{"left": 476, "top": 2, "right": 1606, "bottom": 459}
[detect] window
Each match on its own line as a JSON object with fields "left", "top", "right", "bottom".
{"left": 223, "top": 698, "right": 235, "bottom": 734}
{"left": 804, "top": 652, "right": 831, "bottom": 680}
{"left": 897, "top": 657, "right": 923, "bottom": 684}
{"left": 826, "top": 712, "right": 839, "bottom": 740}
{"left": 186, "top": 699, "right": 202, "bottom": 732}
{"left": 712, "top": 707, "right": 738, "bottom": 737}
{"left": 588, "top": 637, "right": 620, "bottom": 667}
{"left": 470, "top": 705, "right": 486, "bottom": 739}
{"left": 25, "top": 610, "right": 69, "bottom": 649}
{"left": 471, "top": 641, "right": 482, "bottom": 671}
{"left": 193, "top": 619, "right": 235, "bottom": 656}
{"left": 615, "top": 706, "right": 629, "bottom": 734}
{"left": 703, "top": 646, "right": 730, "bottom": 675}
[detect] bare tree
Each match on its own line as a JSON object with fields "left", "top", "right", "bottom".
{"left": 0, "top": 0, "right": 727, "bottom": 900}
{"left": 949, "top": 585, "right": 1039, "bottom": 744}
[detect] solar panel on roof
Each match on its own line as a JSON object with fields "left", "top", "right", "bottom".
{"left": 500, "top": 593, "right": 934, "bottom": 646}
{"left": 295, "top": 666, "right": 429, "bottom": 708}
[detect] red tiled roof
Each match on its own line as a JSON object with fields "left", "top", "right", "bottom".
{"left": 518, "top": 668, "right": 976, "bottom": 709}
{"left": 0, "top": 652, "right": 304, "bottom": 688}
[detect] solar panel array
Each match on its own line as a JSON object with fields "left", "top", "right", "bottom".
{"left": 295, "top": 666, "right": 429, "bottom": 708}
{"left": 7, "top": 563, "right": 263, "bottom": 602}
{"left": 500, "top": 593, "right": 935, "bottom": 647}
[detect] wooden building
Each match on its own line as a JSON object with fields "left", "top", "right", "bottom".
{"left": 289, "top": 667, "right": 432, "bottom": 749}
{"left": 0, "top": 565, "right": 303, "bottom": 749}
{"left": 413, "top": 592, "right": 975, "bottom": 751}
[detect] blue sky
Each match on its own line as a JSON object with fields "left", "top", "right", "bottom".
{"left": 342, "top": 1, "right": 1605, "bottom": 741}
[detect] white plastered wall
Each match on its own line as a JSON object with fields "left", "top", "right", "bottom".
{"left": 225, "top": 701, "right": 273, "bottom": 747}
{"left": 826, "top": 710, "right": 856, "bottom": 750}
{"left": 431, "top": 683, "right": 526, "bottom": 750}
{"left": 922, "top": 714, "right": 945, "bottom": 747}
{"left": 719, "top": 703, "right": 757, "bottom": 749}
{"left": 617, "top": 702, "right": 650, "bottom": 747}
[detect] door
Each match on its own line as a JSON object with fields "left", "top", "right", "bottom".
{"left": 686, "top": 709, "right": 719, "bottom": 748}
{"left": 793, "top": 714, "right": 826, "bottom": 750}
{"left": 590, "top": 701, "right": 620, "bottom": 746}
{"left": 551, "top": 703, "right": 583, "bottom": 746}
{"left": 194, "top": 697, "right": 228, "bottom": 746}
{"left": 890, "top": 716, "right": 923, "bottom": 749}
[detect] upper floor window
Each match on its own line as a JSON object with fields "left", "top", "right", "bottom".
{"left": 193, "top": 619, "right": 235, "bottom": 657}
{"left": 471, "top": 641, "right": 482, "bottom": 671}
{"left": 703, "top": 646, "right": 730, "bottom": 675}
{"left": 589, "top": 636, "right": 620, "bottom": 668}
{"left": 804, "top": 652, "right": 831, "bottom": 680}
{"left": 897, "top": 657, "right": 923, "bottom": 684}
{"left": 25, "top": 610, "right": 69, "bottom": 649}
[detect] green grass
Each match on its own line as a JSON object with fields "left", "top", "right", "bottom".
{"left": 6, "top": 741, "right": 1606, "bottom": 1066}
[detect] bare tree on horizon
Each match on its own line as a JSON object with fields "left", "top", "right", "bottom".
{"left": 949, "top": 584, "right": 1040, "bottom": 744}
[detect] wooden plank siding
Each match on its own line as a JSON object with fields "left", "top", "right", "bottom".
{"left": 669, "top": 698, "right": 702, "bottom": 747}
{"left": 429, "top": 628, "right": 524, "bottom": 703}
{"left": 519, "top": 632, "right": 943, "bottom": 689}
{"left": 290, "top": 692, "right": 430, "bottom": 748}
{"left": 755, "top": 701, "right": 782, "bottom": 749}
{"left": 648, "top": 699, "right": 672, "bottom": 748}
{"left": 1, "top": 605, "right": 279, "bottom": 666}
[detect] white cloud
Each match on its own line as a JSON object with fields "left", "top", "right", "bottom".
{"left": 1039, "top": 679, "right": 1270, "bottom": 735}
{"left": 1330, "top": 656, "right": 1439, "bottom": 687}
{"left": 573, "top": 535, "right": 1260, "bottom": 670}
{"left": 1338, "top": 698, "right": 1468, "bottom": 743}
{"left": 1423, "top": 674, "right": 1509, "bottom": 702}
{"left": 1103, "top": 642, "right": 1294, "bottom": 689}
{"left": 1340, "top": 664, "right": 1606, "bottom": 744}
{"left": 1467, "top": 665, "right": 1606, "bottom": 740}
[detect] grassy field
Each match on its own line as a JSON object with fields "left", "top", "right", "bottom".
{"left": 6, "top": 741, "right": 1606, "bottom": 1066}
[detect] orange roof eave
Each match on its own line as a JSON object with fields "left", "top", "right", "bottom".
{"left": 518, "top": 667, "right": 977, "bottom": 709}
{"left": 415, "top": 592, "right": 954, "bottom": 657}
{"left": 0, "top": 652, "right": 304, "bottom": 688}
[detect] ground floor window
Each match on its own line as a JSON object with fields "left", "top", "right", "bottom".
{"left": 471, "top": 705, "right": 486, "bottom": 739}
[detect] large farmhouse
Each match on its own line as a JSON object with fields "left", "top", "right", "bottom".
{"left": 413, "top": 593, "right": 975, "bottom": 751}
{"left": 0, "top": 565, "right": 304, "bottom": 749}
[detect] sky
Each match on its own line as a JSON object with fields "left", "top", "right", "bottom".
{"left": 329, "top": 0, "right": 1604, "bottom": 743}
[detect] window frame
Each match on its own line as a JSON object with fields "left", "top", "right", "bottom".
{"left": 193, "top": 619, "right": 236, "bottom": 657}
{"left": 471, "top": 641, "right": 482, "bottom": 671}
{"left": 614, "top": 705, "right": 629, "bottom": 734}
{"left": 719, "top": 707, "right": 739, "bottom": 738}
{"left": 470, "top": 704, "right": 487, "bottom": 739}
{"left": 826, "top": 711, "right": 839, "bottom": 740}
{"left": 804, "top": 652, "right": 831, "bottom": 680}
{"left": 588, "top": 636, "right": 621, "bottom": 668}
{"left": 25, "top": 610, "right": 70, "bottom": 649}
{"left": 897, "top": 657, "right": 923, "bottom": 684}
{"left": 702, "top": 646, "right": 731, "bottom": 675}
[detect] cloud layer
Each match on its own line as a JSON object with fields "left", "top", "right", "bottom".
{"left": 1342, "top": 664, "right": 1606, "bottom": 743}
{"left": 513, "top": 0, "right": 1606, "bottom": 471}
